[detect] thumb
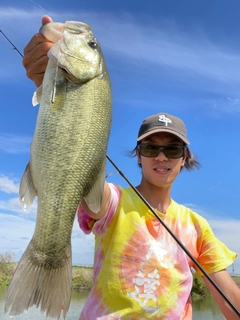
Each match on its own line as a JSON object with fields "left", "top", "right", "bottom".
{"left": 42, "top": 15, "right": 53, "bottom": 25}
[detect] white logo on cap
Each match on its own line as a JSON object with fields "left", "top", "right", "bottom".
{"left": 158, "top": 115, "right": 172, "bottom": 126}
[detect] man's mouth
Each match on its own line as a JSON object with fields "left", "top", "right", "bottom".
{"left": 154, "top": 168, "right": 170, "bottom": 173}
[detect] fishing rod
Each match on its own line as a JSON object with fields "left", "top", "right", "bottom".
{"left": 0, "top": 30, "right": 24, "bottom": 58}
{"left": 1, "top": 30, "right": 240, "bottom": 318}
{"left": 106, "top": 155, "right": 240, "bottom": 318}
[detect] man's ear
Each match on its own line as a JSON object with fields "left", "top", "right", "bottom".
{"left": 182, "top": 150, "right": 189, "bottom": 166}
{"left": 136, "top": 148, "right": 141, "bottom": 165}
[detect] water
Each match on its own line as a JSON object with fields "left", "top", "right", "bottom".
{"left": 0, "top": 287, "right": 88, "bottom": 320}
{"left": 192, "top": 297, "right": 225, "bottom": 320}
{"left": 0, "top": 287, "right": 225, "bottom": 319}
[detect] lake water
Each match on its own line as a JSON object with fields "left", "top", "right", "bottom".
{"left": 0, "top": 286, "right": 226, "bottom": 319}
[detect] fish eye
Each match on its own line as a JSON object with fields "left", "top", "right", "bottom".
{"left": 89, "top": 40, "right": 98, "bottom": 49}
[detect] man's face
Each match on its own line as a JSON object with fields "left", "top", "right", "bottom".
{"left": 136, "top": 132, "right": 187, "bottom": 189}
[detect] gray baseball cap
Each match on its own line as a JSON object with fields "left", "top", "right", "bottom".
{"left": 137, "top": 113, "right": 190, "bottom": 145}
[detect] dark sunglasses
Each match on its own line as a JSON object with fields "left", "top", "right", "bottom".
{"left": 137, "top": 143, "right": 186, "bottom": 159}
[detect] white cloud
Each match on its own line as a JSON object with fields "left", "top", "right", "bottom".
{"left": 0, "top": 171, "right": 95, "bottom": 265}
{"left": 0, "top": 175, "right": 37, "bottom": 217}
{"left": 0, "top": 197, "right": 38, "bottom": 218}
{"left": 227, "top": 97, "right": 240, "bottom": 105}
{"left": 185, "top": 203, "right": 240, "bottom": 263}
{"left": 1, "top": 5, "right": 240, "bottom": 119}
{"left": 0, "top": 171, "right": 94, "bottom": 265}
{"left": 0, "top": 213, "right": 95, "bottom": 265}
{"left": 0, "top": 133, "right": 31, "bottom": 154}
{"left": 0, "top": 175, "right": 19, "bottom": 193}
{"left": 1, "top": 6, "right": 240, "bottom": 91}
{"left": 0, "top": 7, "right": 40, "bottom": 19}
{"left": 0, "top": 213, "right": 36, "bottom": 256}
{"left": 1, "top": 199, "right": 239, "bottom": 267}
{"left": 195, "top": 97, "right": 240, "bottom": 114}
{"left": 207, "top": 218, "right": 240, "bottom": 256}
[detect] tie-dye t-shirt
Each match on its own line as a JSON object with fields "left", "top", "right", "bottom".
{"left": 77, "top": 184, "right": 237, "bottom": 319}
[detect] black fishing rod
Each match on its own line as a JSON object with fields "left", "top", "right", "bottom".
{"left": 0, "top": 30, "right": 24, "bottom": 58}
{"left": 106, "top": 155, "right": 240, "bottom": 318}
{"left": 1, "top": 30, "right": 239, "bottom": 318}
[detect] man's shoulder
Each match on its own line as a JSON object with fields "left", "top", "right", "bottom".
{"left": 170, "top": 199, "right": 206, "bottom": 222}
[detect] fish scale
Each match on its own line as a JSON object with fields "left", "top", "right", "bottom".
{"left": 5, "top": 21, "right": 111, "bottom": 319}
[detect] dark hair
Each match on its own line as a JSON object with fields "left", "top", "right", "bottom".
{"left": 125, "top": 144, "right": 200, "bottom": 171}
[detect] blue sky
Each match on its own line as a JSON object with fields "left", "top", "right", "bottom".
{"left": 0, "top": 0, "right": 240, "bottom": 272}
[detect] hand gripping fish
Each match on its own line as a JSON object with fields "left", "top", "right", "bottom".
{"left": 4, "top": 21, "right": 112, "bottom": 319}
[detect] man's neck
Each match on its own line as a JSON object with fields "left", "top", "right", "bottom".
{"left": 136, "top": 181, "right": 171, "bottom": 214}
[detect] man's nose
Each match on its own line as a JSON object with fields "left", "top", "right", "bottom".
{"left": 154, "top": 149, "right": 168, "bottom": 160}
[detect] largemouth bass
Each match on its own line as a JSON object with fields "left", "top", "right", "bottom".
{"left": 5, "top": 21, "right": 111, "bottom": 319}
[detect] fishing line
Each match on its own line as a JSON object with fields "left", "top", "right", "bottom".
{"left": 29, "top": 0, "right": 47, "bottom": 12}
{"left": 105, "top": 171, "right": 118, "bottom": 178}
{"left": 1, "top": 30, "right": 239, "bottom": 318}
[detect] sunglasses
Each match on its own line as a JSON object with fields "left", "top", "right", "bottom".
{"left": 137, "top": 143, "right": 186, "bottom": 159}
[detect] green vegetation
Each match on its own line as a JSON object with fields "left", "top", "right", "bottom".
{"left": 191, "top": 272, "right": 211, "bottom": 300}
{"left": 0, "top": 252, "right": 16, "bottom": 286}
{"left": 72, "top": 265, "right": 93, "bottom": 291}
{"left": 1, "top": 253, "right": 239, "bottom": 298}
{"left": 0, "top": 253, "right": 93, "bottom": 291}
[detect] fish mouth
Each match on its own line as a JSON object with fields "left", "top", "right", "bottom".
{"left": 57, "top": 66, "right": 82, "bottom": 83}
{"left": 57, "top": 65, "right": 103, "bottom": 84}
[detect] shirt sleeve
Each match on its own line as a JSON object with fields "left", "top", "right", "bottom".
{"left": 77, "top": 183, "right": 121, "bottom": 235}
{"left": 194, "top": 218, "right": 237, "bottom": 276}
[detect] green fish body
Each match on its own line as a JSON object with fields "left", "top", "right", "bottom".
{"left": 5, "top": 21, "right": 111, "bottom": 319}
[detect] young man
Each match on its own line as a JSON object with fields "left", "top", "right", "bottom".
{"left": 23, "top": 15, "right": 240, "bottom": 320}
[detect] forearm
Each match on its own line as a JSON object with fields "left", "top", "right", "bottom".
{"left": 81, "top": 182, "right": 111, "bottom": 220}
{"left": 203, "top": 270, "right": 240, "bottom": 320}
{"left": 213, "top": 290, "right": 240, "bottom": 319}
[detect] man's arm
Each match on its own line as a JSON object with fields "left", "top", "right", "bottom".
{"left": 81, "top": 182, "right": 112, "bottom": 220}
{"left": 203, "top": 269, "right": 240, "bottom": 320}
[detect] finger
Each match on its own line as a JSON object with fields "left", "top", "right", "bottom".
{"left": 31, "top": 73, "right": 45, "bottom": 88}
{"left": 25, "top": 55, "right": 49, "bottom": 87}
{"left": 42, "top": 15, "right": 53, "bottom": 25}
{"left": 23, "top": 38, "right": 53, "bottom": 65}
{"left": 23, "top": 33, "right": 52, "bottom": 55}
{"left": 22, "top": 40, "right": 53, "bottom": 86}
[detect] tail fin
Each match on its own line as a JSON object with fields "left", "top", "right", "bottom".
{"left": 4, "top": 243, "right": 72, "bottom": 319}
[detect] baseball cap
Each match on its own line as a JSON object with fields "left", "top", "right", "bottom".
{"left": 137, "top": 113, "right": 190, "bottom": 145}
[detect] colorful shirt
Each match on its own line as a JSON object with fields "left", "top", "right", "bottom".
{"left": 78, "top": 184, "right": 237, "bottom": 319}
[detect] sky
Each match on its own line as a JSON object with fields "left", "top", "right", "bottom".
{"left": 0, "top": 0, "right": 240, "bottom": 274}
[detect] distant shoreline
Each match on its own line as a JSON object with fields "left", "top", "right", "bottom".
{"left": 1, "top": 264, "right": 240, "bottom": 293}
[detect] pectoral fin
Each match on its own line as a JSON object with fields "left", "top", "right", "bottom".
{"left": 84, "top": 160, "right": 106, "bottom": 213}
{"left": 19, "top": 163, "right": 37, "bottom": 210}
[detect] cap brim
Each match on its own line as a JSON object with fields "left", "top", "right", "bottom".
{"left": 137, "top": 128, "right": 190, "bottom": 145}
